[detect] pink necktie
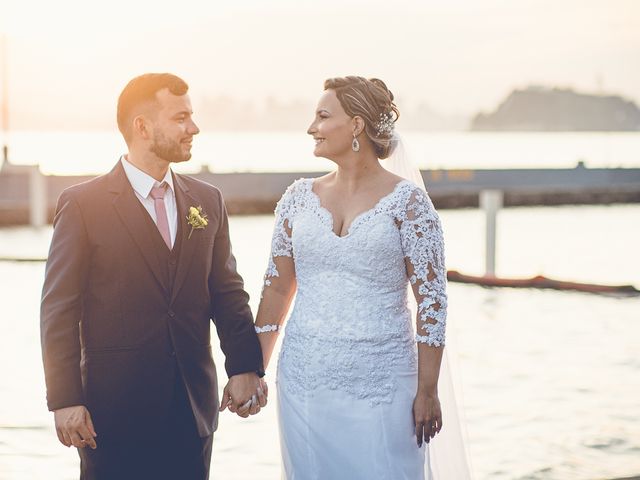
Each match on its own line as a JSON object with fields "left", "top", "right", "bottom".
{"left": 150, "top": 183, "right": 171, "bottom": 249}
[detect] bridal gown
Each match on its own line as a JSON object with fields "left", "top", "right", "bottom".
{"left": 263, "top": 178, "right": 447, "bottom": 480}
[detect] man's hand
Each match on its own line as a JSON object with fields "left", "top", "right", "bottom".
{"left": 220, "top": 373, "right": 268, "bottom": 418}
{"left": 54, "top": 405, "right": 97, "bottom": 449}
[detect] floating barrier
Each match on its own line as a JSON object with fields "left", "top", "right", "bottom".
{"left": 447, "top": 270, "right": 640, "bottom": 295}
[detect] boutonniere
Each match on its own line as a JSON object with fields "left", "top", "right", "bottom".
{"left": 186, "top": 206, "right": 208, "bottom": 239}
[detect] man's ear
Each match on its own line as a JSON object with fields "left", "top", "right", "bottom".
{"left": 133, "top": 115, "right": 150, "bottom": 140}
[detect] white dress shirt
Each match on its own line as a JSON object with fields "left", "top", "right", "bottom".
{"left": 120, "top": 156, "right": 178, "bottom": 248}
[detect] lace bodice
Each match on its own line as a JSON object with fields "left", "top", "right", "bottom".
{"left": 263, "top": 178, "right": 447, "bottom": 404}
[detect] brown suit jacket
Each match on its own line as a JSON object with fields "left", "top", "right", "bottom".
{"left": 40, "top": 161, "right": 263, "bottom": 438}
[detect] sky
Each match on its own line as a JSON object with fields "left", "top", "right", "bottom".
{"left": 1, "top": 0, "right": 639, "bottom": 130}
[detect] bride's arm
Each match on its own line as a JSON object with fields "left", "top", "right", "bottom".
{"left": 401, "top": 188, "right": 447, "bottom": 447}
{"left": 254, "top": 182, "right": 299, "bottom": 370}
{"left": 255, "top": 255, "right": 296, "bottom": 370}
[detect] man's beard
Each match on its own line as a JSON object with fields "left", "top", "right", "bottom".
{"left": 150, "top": 131, "right": 191, "bottom": 163}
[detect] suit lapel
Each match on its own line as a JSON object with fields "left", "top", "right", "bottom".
{"left": 108, "top": 162, "right": 169, "bottom": 294}
{"left": 171, "top": 173, "right": 202, "bottom": 303}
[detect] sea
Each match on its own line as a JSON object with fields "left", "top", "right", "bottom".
{"left": 0, "top": 131, "right": 639, "bottom": 480}
{"left": 1, "top": 130, "right": 639, "bottom": 174}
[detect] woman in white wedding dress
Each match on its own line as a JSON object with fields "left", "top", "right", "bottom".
{"left": 254, "top": 76, "right": 456, "bottom": 480}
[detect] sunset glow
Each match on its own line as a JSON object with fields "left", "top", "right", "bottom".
{"left": 1, "top": 0, "right": 639, "bottom": 130}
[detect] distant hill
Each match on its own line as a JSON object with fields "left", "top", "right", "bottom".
{"left": 471, "top": 86, "right": 640, "bottom": 131}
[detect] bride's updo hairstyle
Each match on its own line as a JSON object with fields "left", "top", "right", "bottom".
{"left": 324, "top": 76, "right": 400, "bottom": 159}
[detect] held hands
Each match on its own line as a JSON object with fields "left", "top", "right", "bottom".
{"left": 413, "top": 391, "right": 442, "bottom": 448}
{"left": 54, "top": 405, "right": 97, "bottom": 449}
{"left": 220, "top": 373, "right": 268, "bottom": 418}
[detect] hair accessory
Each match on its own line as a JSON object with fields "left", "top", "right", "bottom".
{"left": 375, "top": 112, "right": 394, "bottom": 136}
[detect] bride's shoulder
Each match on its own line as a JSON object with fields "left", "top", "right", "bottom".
{"left": 394, "top": 181, "right": 438, "bottom": 215}
{"left": 277, "top": 177, "right": 314, "bottom": 211}
{"left": 283, "top": 172, "right": 334, "bottom": 197}
{"left": 385, "top": 171, "right": 406, "bottom": 186}
{"left": 282, "top": 177, "right": 313, "bottom": 197}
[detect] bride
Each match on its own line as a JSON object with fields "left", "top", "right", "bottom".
{"left": 254, "top": 76, "right": 469, "bottom": 479}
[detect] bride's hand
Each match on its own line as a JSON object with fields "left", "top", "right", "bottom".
{"left": 412, "top": 391, "right": 442, "bottom": 447}
{"left": 220, "top": 372, "right": 263, "bottom": 417}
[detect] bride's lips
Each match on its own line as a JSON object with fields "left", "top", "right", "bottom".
{"left": 314, "top": 138, "right": 325, "bottom": 146}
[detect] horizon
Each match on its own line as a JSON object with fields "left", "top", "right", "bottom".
{"left": 1, "top": 83, "right": 638, "bottom": 133}
{"left": 0, "top": 84, "right": 640, "bottom": 132}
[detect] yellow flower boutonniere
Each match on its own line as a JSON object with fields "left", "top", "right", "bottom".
{"left": 186, "top": 206, "right": 208, "bottom": 239}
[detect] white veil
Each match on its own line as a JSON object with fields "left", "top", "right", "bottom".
{"left": 384, "top": 133, "right": 474, "bottom": 480}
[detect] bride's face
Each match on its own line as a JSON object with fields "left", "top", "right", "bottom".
{"left": 307, "top": 89, "right": 354, "bottom": 160}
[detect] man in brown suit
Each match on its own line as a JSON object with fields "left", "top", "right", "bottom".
{"left": 40, "top": 73, "right": 266, "bottom": 479}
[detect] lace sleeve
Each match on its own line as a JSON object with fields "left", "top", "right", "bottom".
{"left": 263, "top": 181, "right": 299, "bottom": 290}
{"left": 400, "top": 187, "right": 447, "bottom": 346}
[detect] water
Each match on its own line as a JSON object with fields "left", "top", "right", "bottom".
{"left": 0, "top": 131, "right": 639, "bottom": 175}
{"left": 1, "top": 204, "right": 639, "bottom": 480}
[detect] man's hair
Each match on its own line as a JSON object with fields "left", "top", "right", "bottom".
{"left": 117, "top": 73, "right": 189, "bottom": 143}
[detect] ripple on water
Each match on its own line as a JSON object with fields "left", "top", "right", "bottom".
{"left": 584, "top": 436, "right": 627, "bottom": 450}
{"left": 0, "top": 425, "right": 48, "bottom": 431}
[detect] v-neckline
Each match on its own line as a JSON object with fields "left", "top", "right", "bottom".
{"left": 308, "top": 178, "right": 408, "bottom": 239}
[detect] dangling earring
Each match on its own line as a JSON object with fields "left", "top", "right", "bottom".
{"left": 352, "top": 134, "right": 360, "bottom": 152}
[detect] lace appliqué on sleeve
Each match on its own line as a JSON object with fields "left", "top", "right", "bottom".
{"left": 399, "top": 187, "right": 447, "bottom": 346}
{"left": 263, "top": 180, "right": 300, "bottom": 289}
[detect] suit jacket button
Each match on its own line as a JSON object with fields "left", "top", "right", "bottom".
{"left": 170, "top": 351, "right": 176, "bottom": 357}
{"left": 168, "top": 310, "right": 175, "bottom": 318}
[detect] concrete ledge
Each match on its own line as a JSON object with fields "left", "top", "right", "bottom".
{"left": 1, "top": 167, "right": 639, "bottom": 225}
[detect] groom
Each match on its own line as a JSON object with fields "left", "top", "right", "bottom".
{"left": 40, "top": 73, "right": 265, "bottom": 480}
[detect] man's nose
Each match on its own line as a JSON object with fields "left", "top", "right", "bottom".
{"left": 189, "top": 120, "right": 200, "bottom": 135}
